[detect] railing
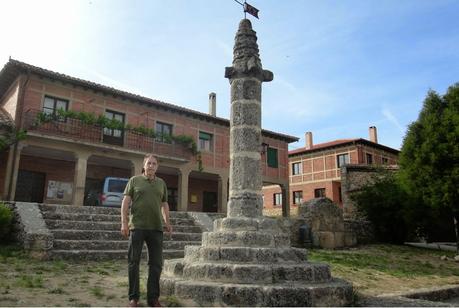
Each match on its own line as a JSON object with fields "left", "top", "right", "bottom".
{"left": 22, "top": 109, "right": 193, "bottom": 160}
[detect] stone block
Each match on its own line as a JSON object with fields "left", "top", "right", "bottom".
{"left": 272, "top": 264, "right": 313, "bottom": 282}
{"left": 232, "top": 264, "right": 272, "bottom": 283}
{"left": 183, "top": 245, "right": 200, "bottom": 262}
{"left": 175, "top": 281, "right": 222, "bottom": 306}
{"left": 318, "top": 231, "right": 336, "bottom": 249}
{"left": 198, "top": 247, "right": 221, "bottom": 261}
{"left": 163, "top": 259, "right": 185, "bottom": 277}
{"left": 229, "top": 156, "right": 262, "bottom": 190}
{"left": 344, "top": 231, "right": 357, "bottom": 247}
{"left": 219, "top": 247, "right": 253, "bottom": 262}
{"left": 312, "top": 263, "right": 332, "bottom": 282}
{"left": 203, "top": 231, "right": 275, "bottom": 247}
{"left": 334, "top": 231, "right": 345, "bottom": 248}
{"left": 221, "top": 284, "right": 264, "bottom": 307}
{"left": 230, "top": 127, "right": 261, "bottom": 153}
{"left": 230, "top": 78, "right": 261, "bottom": 101}
{"left": 273, "top": 233, "right": 291, "bottom": 247}
{"left": 227, "top": 197, "right": 263, "bottom": 218}
{"left": 220, "top": 217, "right": 259, "bottom": 231}
{"left": 265, "top": 286, "right": 312, "bottom": 307}
{"left": 310, "top": 280, "right": 353, "bottom": 307}
{"left": 231, "top": 101, "right": 261, "bottom": 126}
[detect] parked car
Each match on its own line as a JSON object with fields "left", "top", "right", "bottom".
{"left": 99, "top": 177, "right": 129, "bottom": 207}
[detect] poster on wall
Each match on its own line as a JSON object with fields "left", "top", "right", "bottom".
{"left": 46, "top": 180, "right": 73, "bottom": 202}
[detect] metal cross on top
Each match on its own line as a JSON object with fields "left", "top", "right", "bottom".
{"left": 233, "top": 0, "right": 259, "bottom": 19}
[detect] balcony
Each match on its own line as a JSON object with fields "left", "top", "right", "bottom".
{"left": 22, "top": 109, "right": 193, "bottom": 160}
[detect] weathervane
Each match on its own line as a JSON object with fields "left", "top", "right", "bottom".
{"left": 233, "top": 0, "right": 259, "bottom": 19}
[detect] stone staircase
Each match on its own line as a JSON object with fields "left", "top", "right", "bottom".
{"left": 39, "top": 204, "right": 203, "bottom": 260}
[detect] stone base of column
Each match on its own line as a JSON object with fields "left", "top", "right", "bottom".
{"left": 160, "top": 216, "right": 353, "bottom": 306}
{"left": 161, "top": 271, "right": 352, "bottom": 307}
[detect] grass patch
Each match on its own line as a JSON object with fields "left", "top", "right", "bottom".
{"left": 308, "top": 244, "right": 459, "bottom": 284}
{"left": 162, "top": 295, "right": 183, "bottom": 307}
{"left": 89, "top": 286, "right": 105, "bottom": 298}
{"left": 15, "top": 275, "right": 44, "bottom": 288}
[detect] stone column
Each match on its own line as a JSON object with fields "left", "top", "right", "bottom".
{"left": 177, "top": 167, "right": 190, "bottom": 212}
{"left": 160, "top": 19, "right": 353, "bottom": 307}
{"left": 73, "top": 152, "right": 90, "bottom": 206}
{"left": 130, "top": 158, "right": 143, "bottom": 177}
{"left": 217, "top": 173, "right": 229, "bottom": 213}
{"left": 7, "top": 143, "right": 25, "bottom": 201}
{"left": 224, "top": 19, "right": 273, "bottom": 219}
{"left": 281, "top": 184, "right": 290, "bottom": 217}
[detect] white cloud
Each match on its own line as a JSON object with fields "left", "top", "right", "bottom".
{"left": 382, "top": 108, "right": 405, "bottom": 133}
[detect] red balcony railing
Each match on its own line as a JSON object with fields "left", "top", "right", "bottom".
{"left": 22, "top": 109, "right": 193, "bottom": 160}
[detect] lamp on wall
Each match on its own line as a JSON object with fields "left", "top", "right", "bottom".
{"left": 260, "top": 142, "right": 269, "bottom": 155}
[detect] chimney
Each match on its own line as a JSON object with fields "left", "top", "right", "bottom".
{"left": 369, "top": 126, "right": 378, "bottom": 143}
{"left": 305, "top": 132, "right": 313, "bottom": 149}
{"left": 209, "top": 92, "right": 216, "bottom": 116}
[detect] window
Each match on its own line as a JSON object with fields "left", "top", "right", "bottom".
{"left": 199, "top": 131, "right": 213, "bottom": 151}
{"left": 366, "top": 153, "right": 373, "bottom": 165}
{"left": 155, "top": 122, "right": 173, "bottom": 143}
{"left": 293, "top": 191, "right": 303, "bottom": 205}
{"left": 292, "top": 162, "right": 302, "bottom": 175}
{"left": 314, "top": 188, "right": 326, "bottom": 198}
{"left": 337, "top": 153, "right": 349, "bottom": 168}
{"left": 43, "top": 95, "right": 69, "bottom": 121}
{"left": 103, "top": 110, "right": 125, "bottom": 146}
{"left": 267, "top": 147, "right": 278, "bottom": 168}
{"left": 382, "top": 157, "right": 389, "bottom": 164}
{"left": 273, "top": 193, "right": 282, "bottom": 206}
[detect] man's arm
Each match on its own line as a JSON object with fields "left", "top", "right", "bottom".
{"left": 120, "top": 195, "right": 131, "bottom": 238}
{"left": 161, "top": 202, "right": 172, "bottom": 234}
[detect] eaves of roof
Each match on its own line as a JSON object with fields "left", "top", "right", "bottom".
{"left": 0, "top": 59, "right": 299, "bottom": 143}
{"left": 289, "top": 138, "right": 400, "bottom": 157}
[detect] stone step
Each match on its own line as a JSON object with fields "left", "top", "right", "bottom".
{"left": 160, "top": 277, "right": 353, "bottom": 307}
{"left": 46, "top": 219, "right": 119, "bottom": 231}
{"left": 183, "top": 246, "right": 308, "bottom": 264}
{"left": 51, "top": 229, "right": 202, "bottom": 241}
{"left": 178, "top": 262, "right": 331, "bottom": 284}
{"left": 50, "top": 249, "right": 183, "bottom": 260}
{"left": 45, "top": 220, "right": 202, "bottom": 233}
{"left": 40, "top": 204, "right": 192, "bottom": 218}
{"left": 53, "top": 239, "right": 201, "bottom": 251}
{"left": 42, "top": 212, "right": 196, "bottom": 226}
{"left": 40, "top": 204, "right": 122, "bottom": 215}
{"left": 202, "top": 231, "right": 290, "bottom": 248}
{"left": 43, "top": 212, "right": 120, "bottom": 222}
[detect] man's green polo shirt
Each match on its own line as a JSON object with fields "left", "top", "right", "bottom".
{"left": 123, "top": 175, "right": 167, "bottom": 231}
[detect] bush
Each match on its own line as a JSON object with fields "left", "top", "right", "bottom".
{"left": 351, "top": 170, "right": 456, "bottom": 244}
{"left": 0, "top": 202, "right": 13, "bottom": 242}
{"left": 351, "top": 171, "right": 410, "bottom": 243}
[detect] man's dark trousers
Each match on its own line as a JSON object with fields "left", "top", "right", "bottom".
{"left": 128, "top": 229, "right": 163, "bottom": 304}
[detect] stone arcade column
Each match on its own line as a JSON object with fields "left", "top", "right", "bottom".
{"left": 160, "top": 19, "right": 352, "bottom": 307}
{"left": 73, "top": 152, "right": 90, "bottom": 206}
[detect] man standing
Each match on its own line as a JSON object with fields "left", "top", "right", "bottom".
{"left": 121, "top": 154, "right": 172, "bottom": 307}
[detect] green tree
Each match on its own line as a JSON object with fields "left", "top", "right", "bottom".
{"left": 399, "top": 83, "right": 459, "bottom": 253}
{"left": 0, "top": 122, "right": 27, "bottom": 152}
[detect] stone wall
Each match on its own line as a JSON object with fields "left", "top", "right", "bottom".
{"left": 341, "top": 164, "right": 399, "bottom": 219}
{"left": 276, "top": 198, "right": 375, "bottom": 249}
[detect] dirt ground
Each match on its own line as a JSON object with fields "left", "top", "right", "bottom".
{"left": 0, "top": 244, "right": 458, "bottom": 307}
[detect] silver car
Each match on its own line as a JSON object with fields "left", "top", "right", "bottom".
{"left": 99, "top": 177, "right": 129, "bottom": 207}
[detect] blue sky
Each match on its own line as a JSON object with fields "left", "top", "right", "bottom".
{"left": 1, "top": 0, "right": 458, "bottom": 150}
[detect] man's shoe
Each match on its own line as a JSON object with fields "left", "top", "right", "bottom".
{"left": 129, "top": 299, "right": 139, "bottom": 307}
{"left": 149, "top": 299, "right": 161, "bottom": 307}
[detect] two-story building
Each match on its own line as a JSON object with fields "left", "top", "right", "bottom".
{"left": 0, "top": 59, "right": 297, "bottom": 213}
{"left": 263, "top": 127, "right": 399, "bottom": 213}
